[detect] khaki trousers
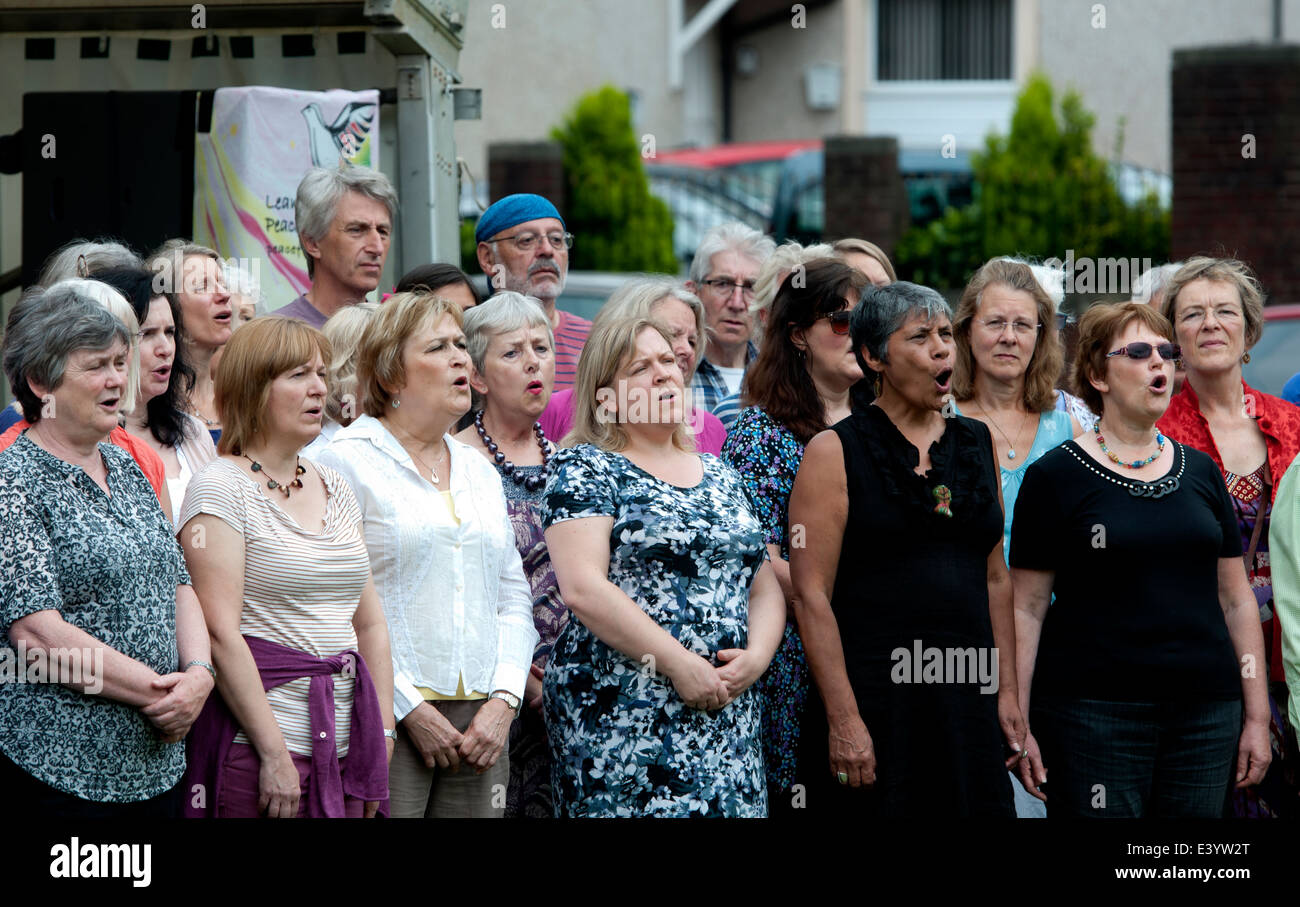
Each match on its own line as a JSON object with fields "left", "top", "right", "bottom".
{"left": 389, "top": 699, "right": 509, "bottom": 819}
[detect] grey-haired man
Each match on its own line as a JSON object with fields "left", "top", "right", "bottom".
{"left": 274, "top": 165, "right": 398, "bottom": 327}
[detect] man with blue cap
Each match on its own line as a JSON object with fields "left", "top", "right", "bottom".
{"left": 475, "top": 193, "right": 590, "bottom": 391}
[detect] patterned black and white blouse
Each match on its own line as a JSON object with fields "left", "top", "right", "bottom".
{"left": 0, "top": 434, "right": 189, "bottom": 802}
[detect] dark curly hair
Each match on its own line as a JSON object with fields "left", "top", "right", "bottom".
{"left": 94, "top": 266, "right": 198, "bottom": 448}
{"left": 742, "top": 258, "right": 867, "bottom": 444}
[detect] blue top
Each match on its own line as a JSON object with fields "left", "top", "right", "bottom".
{"left": 1283, "top": 371, "right": 1300, "bottom": 405}
{"left": 952, "top": 404, "right": 1074, "bottom": 564}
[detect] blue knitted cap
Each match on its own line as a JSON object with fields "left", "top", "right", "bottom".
{"left": 474, "top": 193, "right": 565, "bottom": 243}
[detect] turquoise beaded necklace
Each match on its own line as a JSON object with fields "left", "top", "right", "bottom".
{"left": 1093, "top": 423, "right": 1165, "bottom": 469}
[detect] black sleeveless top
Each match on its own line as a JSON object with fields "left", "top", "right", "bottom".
{"left": 809, "top": 406, "right": 1013, "bottom": 816}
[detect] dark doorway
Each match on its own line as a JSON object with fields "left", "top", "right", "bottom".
{"left": 22, "top": 91, "right": 197, "bottom": 286}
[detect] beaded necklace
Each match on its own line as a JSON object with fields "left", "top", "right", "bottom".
{"left": 1094, "top": 423, "right": 1165, "bottom": 469}
{"left": 241, "top": 453, "right": 305, "bottom": 497}
{"left": 474, "top": 410, "right": 551, "bottom": 492}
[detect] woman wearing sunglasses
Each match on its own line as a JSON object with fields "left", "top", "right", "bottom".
{"left": 1154, "top": 256, "right": 1300, "bottom": 818}
{"left": 1011, "top": 301, "right": 1271, "bottom": 817}
{"left": 720, "top": 258, "right": 866, "bottom": 814}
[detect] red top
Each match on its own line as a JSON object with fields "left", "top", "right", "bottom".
{"left": 1159, "top": 379, "right": 1300, "bottom": 682}
{"left": 0, "top": 422, "right": 168, "bottom": 504}
{"left": 1157, "top": 379, "right": 1300, "bottom": 507}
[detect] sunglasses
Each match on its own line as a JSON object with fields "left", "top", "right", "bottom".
{"left": 819, "top": 311, "right": 853, "bottom": 335}
{"left": 1105, "top": 341, "right": 1180, "bottom": 361}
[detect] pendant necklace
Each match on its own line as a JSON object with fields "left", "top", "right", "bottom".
{"left": 974, "top": 402, "right": 1030, "bottom": 460}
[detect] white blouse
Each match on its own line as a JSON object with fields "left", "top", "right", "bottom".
{"left": 315, "top": 415, "right": 538, "bottom": 720}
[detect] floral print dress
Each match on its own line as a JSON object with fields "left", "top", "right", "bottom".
{"left": 541, "top": 444, "right": 768, "bottom": 817}
{"left": 720, "top": 406, "right": 810, "bottom": 808}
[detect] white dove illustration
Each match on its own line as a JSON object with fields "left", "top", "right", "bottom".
{"left": 301, "top": 101, "right": 377, "bottom": 167}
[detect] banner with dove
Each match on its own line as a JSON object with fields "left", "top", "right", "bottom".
{"left": 194, "top": 86, "right": 380, "bottom": 308}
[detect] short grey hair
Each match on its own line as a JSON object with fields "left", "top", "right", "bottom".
{"left": 851, "top": 281, "right": 952, "bottom": 366}
{"left": 48, "top": 278, "right": 140, "bottom": 414}
{"left": 687, "top": 222, "right": 776, "bottom": 285}
{"left": 463, "top": 291, "right": 553, "bottom": 376}
{"left": 593, "top": 277, "right": 707, "bottom": 382}
{"left": 295, "top": 164, "right": 399, "bottom": 278}
{"left": 1131, "top": 262, "right": 1184, "bottom": 305}
{"left": 4, "top": 284, "right": 132, "bottom": 423}
{"left": 224, "top": 258, "right": 265, "bottom": 313}
{"left": 38, "top": 238, "right": 142, "bottom": 287}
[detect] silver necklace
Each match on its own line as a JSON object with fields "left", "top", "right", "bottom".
{"left": 394, "top": 429, "right": 447, "bottom": 483}
{"left": 973, "top": 402, "right": 1031, "bottom": 460}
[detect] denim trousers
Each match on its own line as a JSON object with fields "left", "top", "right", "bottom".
{"left": 1031, "top": 696, "right": 1242, "bottom": 818}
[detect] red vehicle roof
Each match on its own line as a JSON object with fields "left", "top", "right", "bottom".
{"left": 1264, "top": 303, "right": 1300, "bottom": 320}
{"left": 647, "top": 139, "right": 821, "bottom": 169}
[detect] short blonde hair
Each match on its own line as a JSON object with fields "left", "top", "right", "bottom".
{"left": 322, "top": 302, "right": 378, "bottom": 424}
{"left": 1161, "top": 256, "right": 1265, "bottom": 350}
{"left": 1072, "top": 301, "right": 1174, "bottom": 417}
{"left": 566, "top": 314, "right": 694, "bottom": 453}
{"left": 356, "top": 292, "right": 464, "bottom": 417}
{"left": 49, "top": 277, "right": 141, "bottom": 415}
{"left": 215, "top": 317, "right": 331, "bottom": 455}
{"left": 145, "top": 239, "right": 222, "bottom": 311}
{"left": 831, "top": 237, "right": 898, "bottom": 282}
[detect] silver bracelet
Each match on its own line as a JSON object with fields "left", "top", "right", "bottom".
{"left": 383, "top": 728, "right": 397, "bottom": 740}
{"left": 185, "top": 660, "right": 216, "bottom": 681}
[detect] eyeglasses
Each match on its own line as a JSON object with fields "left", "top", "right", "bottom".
{"left": 701, "top": 277, "right": 757, "bottom": 301}
{"left": 493, "top": 231, "right": 574, "bottom": 252}
{"left": 1106, "top": 342, "right": 1181, "bottom": 361}
{"left": 980, "top": 318, "right": 1041, "bottom": 336}
{"left": 818, "top": 311, "right": 852, "bottom": 335}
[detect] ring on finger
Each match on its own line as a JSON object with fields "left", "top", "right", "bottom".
{"left": 837, "top": 771, "right": 849, "bottom": 785}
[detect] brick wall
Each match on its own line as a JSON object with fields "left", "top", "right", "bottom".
{"left": 1172, "top": 45, "right": 1300, "bottom": 302}
{"left": 822, "top": 135, "right": 910, "bottom": 259}
{"left": 486, "top": 141, "right": 566, "bottom": 212}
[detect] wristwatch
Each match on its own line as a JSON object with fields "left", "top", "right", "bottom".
{"left": 489, "top": 690, "right": 521, "bottom": 712}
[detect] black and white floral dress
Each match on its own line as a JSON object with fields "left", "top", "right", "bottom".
{"left": 541, "top": 444, "right": 768, "bottom": 817}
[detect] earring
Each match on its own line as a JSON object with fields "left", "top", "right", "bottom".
{"left": 1242, "top": 352, "right": 1251, "bottom": 364}
{"left": 392, "top": 398, "right": 401, "bottom": 408}
{"left": 873, "top": 373, "right": 882, "bottom": 397}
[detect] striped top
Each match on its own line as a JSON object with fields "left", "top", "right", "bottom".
{"left": 179, "top": 458, "right": 370, "bottom": 758}
{"left": 552, "top": 309, "right": 592, "bottom": 393}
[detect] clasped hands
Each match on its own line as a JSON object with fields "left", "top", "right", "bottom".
{"left": 141, "top": 665, "right": 215, "bottom": 744}
{"left": 402, "top": 697, "right": 514, "bottom": 775}
{"left": 669, "top": 647, "right": 764, "bottom": 711}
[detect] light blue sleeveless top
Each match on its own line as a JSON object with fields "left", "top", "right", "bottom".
{"left": 952, "top": 405, "right": 1074, "bottom": 564}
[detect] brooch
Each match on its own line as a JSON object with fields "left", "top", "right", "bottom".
{"left": 932, "top": 484, "right": 953, "bottom": 517}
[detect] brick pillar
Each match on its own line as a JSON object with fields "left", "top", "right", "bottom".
{"left": 822, "top": 135, "right": 910, "bottom": 259}
{"left": 1172, "top": 45, "right": 1300, "bottom": 302}
{"left": 487, "top": 141, "right": 566, "bottom": 211}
